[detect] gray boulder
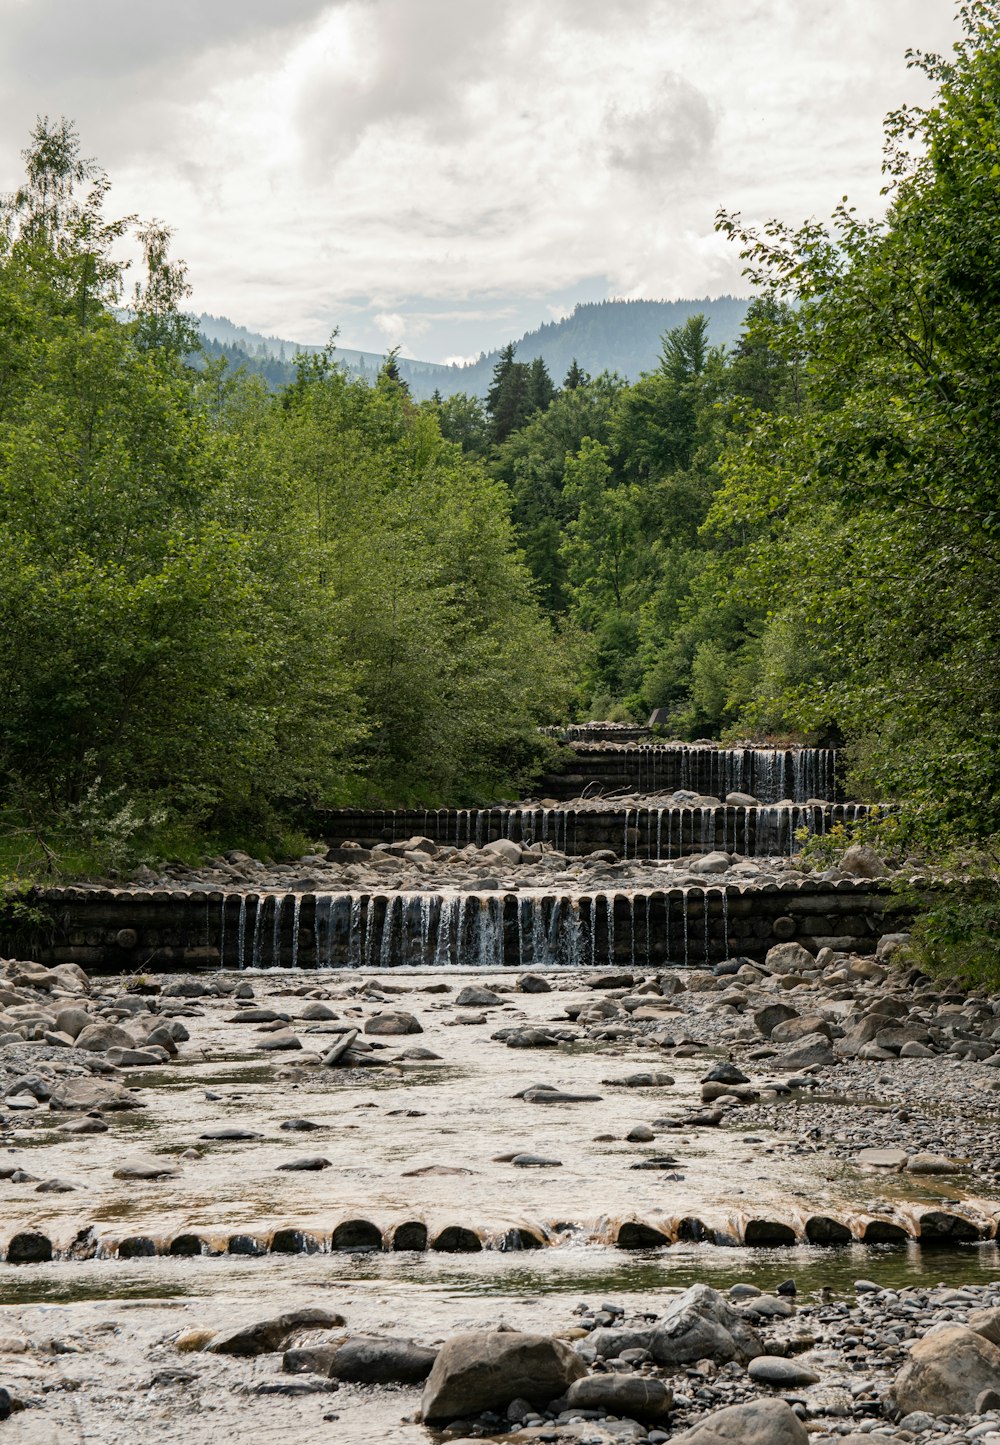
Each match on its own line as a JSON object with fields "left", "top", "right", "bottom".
{"left": 764, "top": 942, "right": 815, "bottom": 972}
{"left": 669, "top": 1398, "right": 808, "bottom": 1444}
{"left": 841, "top": 843, "right": 889, "bottom": 878}
{"left": 420, "top": 1330, "right": 587, "bottom": 1423}
{"left": 364, "top": 1011, "right": 422, "bottom": 1036}
{"left": 74, "top": 1022, "right": 136, "bottom": 1052}
{"left": 565, "top": 1375, "right": 672, "bottom": 1421}
{"left": 648, "top": 1285, "right": 763, "bottom": 1366}
{"left": 893, "top": 1325, "right": 1000, "bottom": 1415}
{"left": 326, "top": 1335, "right": 437, "bottom": 1384}
{"left": 210, "top": 1308, "right": 345, "bottom": 1357}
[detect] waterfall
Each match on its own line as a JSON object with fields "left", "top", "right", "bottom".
{"left": 703, "top": 890, "right": 710, "bottom": 964}
{"left": 656, "top": 808, "right": 663, "bottom": 862}
{"left": 237, "top": 895, "right": 246, "bottom": 971}
{"left": 605, "top": 893, "right": 615, "bottom": 964}
{"left": 682, "top": 890, "right": 689, "bottom": 966}
{"left": 623, "top": 807, "right": 631, "bottom": 861}
{"left": 271, "top": 894, "right": 284, "bottom": 968}
{"left": 250, "top": 896, "right": 264, "bottom": 969}
{"left": 219, "top": 895, "right": 227, "bottom": 970}
{"left": 721, "top": 887, "right": 729, "bottom": 957}
{"left": 644, "top": 893, "right": 652, "bottom": 969}
{"left": 291, "top": 896, "right": 302, "bottom": 970}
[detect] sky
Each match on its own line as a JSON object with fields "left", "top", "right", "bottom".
{"left": 0, "top": 0, "right": 962, "bottom": 363}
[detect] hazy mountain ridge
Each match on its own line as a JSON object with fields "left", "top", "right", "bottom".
{"left": 195, "top": 296, "right": 752, "bottom": 401}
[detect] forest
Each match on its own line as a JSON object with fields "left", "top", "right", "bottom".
{"left": 0, "top": 0, "right": 998, "bottom": 879}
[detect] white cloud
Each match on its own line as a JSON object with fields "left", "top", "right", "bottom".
{"left": 0, "top": 0, "right": 962, "bottom": 359}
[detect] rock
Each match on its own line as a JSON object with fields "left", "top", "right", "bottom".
{"left": 322, "top": 1030, "right": 359, "bottom": 1065}
{"left": 364, "top": 1011, "right": 422, "bottom": 1036}
{"left": 702, "top": 1062, "right": 749, "bottom": 1085}
{"left": 519, "top": 1085, "right": 602, "bottom": 1104}
{"left": 603, "top": 1071, "right": 674, "bottom": 1088}
{"left": 763, "top": 942, "right": 815, "bottom": 972}
{"left": 54, "top": 1007, "right": 91, "bottom": 1039}
{"left": 280, "top": 1118, "right": 321, "bottom": 1132}
{"left": 565, "top": 1375, "right": 673, "bottom": 1421}
{"left": 841, "top": 843, "right": 889, "bottom": 879}
{"left": 747, "top": 1355, "right": 820, "bottom": 1386}
{"left": 877, "top": 931, "right": 911, "bottom": 960}
{"left": 275, "top": 1157, "right": 332, "bottom": 1172}
{"left": 907, "top": 1153, "right": 965, "bottom": 1174}
{"left": 300, "top": 1003, "right": 338, "bottom": 1021}
{"left": 106, "top": 1047, "right": 167, "bottom": 1067}
{"left": 200, "top": 1128, "right": 262, "bottom": 1141}
{"left": 325, "top": 1335, "right": 437, "bottom": 1384}
{"left": 893, "top": 1325, "right": 1000, "bottom": 1415}
{"left": 626, "top": 1125, "right": 655, "bottom": 1142}
{"left": 254, "top": 1032, "right": 302, "bottom": 1052}
{"left": 669, "top": 1398, "right": 808, "bottom": 1444}
{"left": 648, "top": 1284, "right": 763, "bottom": 1366}
{"left": 113, "top": 1161, "right": 179, "bottom": 1181}
{"left": 74, "top": 1022, "right": 136, "bottom": 1052}
{"left": 481, "top": 838, "right": 523, "bottom": 864}
{"left": 856, "top": 1148, "right": 907, "bottom": 1169}
{"left": 754, "top": 1003, "right": 798, "bottom": 1038}
{"left": 48, "top": 1080, "right": 140, "bottom": 1112}
{"left": 420, "top": 1330, "right": 587, "bottom": 1423}
{"left": 518, "top": 974, "right": 551, "bottom": 993}
{"left": 689, "top": 852, "right": 732, "bottom": 874}
{"left": 210, "top": 1308, "right": 346, "bottom": 1357}
{"left": 35, "top": 1178, "right": 77, "bottom": 1194}
{"left": 968, "top": 1307, "right": 1000, "bottom": 1347}
{"left": 510, "top": 1154, "right": 562, "bottom": 1168}
{"left": 455, "top": 986, "right": 502, "bottom": 1007}
{"left": 770, "top": 1015, "right": 831, "bottom": 1043}
{"left": 900, "top": 1041, "right": 936, "bottom": 1058}
{"left": 775, "top": 1033, "right": 836, "bottom": 1069}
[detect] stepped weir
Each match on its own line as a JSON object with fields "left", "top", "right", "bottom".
{"left": 8, "top": 739, "right": 902, "bottom": 971}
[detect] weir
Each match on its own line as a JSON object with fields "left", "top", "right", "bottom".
{"left": 317, "top": 800, "right": 873, "bottom": 858}
{"left": 18, "top": 875, "right": 906, "bottom": 972}
{"left": 537, "top": 742, "right": 842, "bottom": 803}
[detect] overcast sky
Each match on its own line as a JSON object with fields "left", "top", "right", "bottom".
{"left": 0, "top": 0, "right": 961, "bottom": 362}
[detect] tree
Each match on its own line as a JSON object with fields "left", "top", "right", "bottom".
{"left": 706, "top": 0, "right": 1000, "bottom": 833}
{"left": 485, "top": 342, "right": 532, "bottom": 443}
{"left": 564, "top": 357, "right": 588, "bottom": 389}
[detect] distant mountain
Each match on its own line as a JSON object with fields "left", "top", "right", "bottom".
{"left": 192, "top": 296, "right": 752, "bottom": 402}
{"left": 452, "top": 297, "right": 751, "bottom": 394}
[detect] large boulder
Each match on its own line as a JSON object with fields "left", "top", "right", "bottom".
{"left": 420, "top": 1330, "right": 587, "bottom": 1423}
{"left": 669, "top": 1398, "right": 808, "bottom": 1444}
{"left": 364, "top": 1011, "right": 422, "bottom": 1036}
{"left": 841, "top": 844, "right": 889, "bottom": 879}
{"left": 565, "top": 1375, "right": 672, "bottom": 1421}
{"left": 648, "top": 1285, "right": 763, "bottom": 1366}
{"left": 893, "top": 1325, "right": 1000, "bottom": 1415}
{"left": 209, "top": 1308, "right": 345, "bottom": 1357}
{"left": 74, "top": 1022, "right": 136, "bottom": 1052}
{"left": 763, "top": 942, "right": 814, "bottom": 973}
{"left": 326, "top": 1335, "right": 437, "bottom": 1384}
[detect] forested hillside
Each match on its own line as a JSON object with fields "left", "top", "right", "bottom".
{"left": 192, "top": 296, "right": 750, "bottom": 401}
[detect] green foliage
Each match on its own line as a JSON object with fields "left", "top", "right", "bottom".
{"left": 902, "top": 875, "right": 1000, "bottom": 990}
{"left": 0, "top": 117, "right": 568, "bottom": 854}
